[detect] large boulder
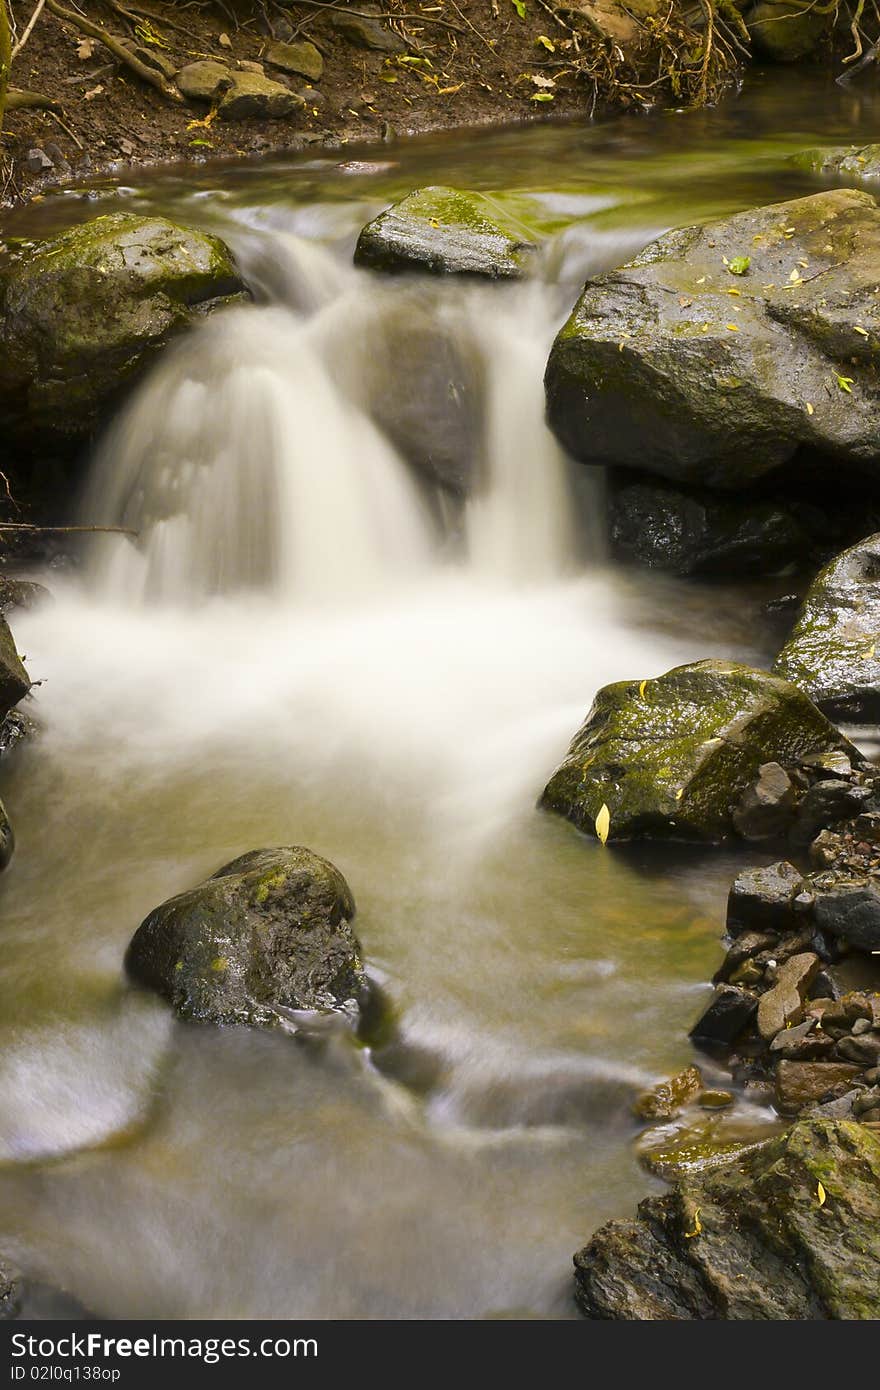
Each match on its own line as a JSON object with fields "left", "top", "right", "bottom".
{"left": 607, "top": 472, "right": 809, "bottom": 575}
{"left": 354, "top": 187, "right": 537, "bottom": 279}
{"left": 125, "top": 847, "right": 368, "bottom": 1028}
{"left": 545, "top": 190, "right": 880, "bottom": 490}
{"left": 0, "top": 614, "right": 30, "bottom": 720}
{"left": 574, "top": 1118, "right": 880, "bottom": 1318}
{"left": 175, "top": 59, "right": 232, "bottom": 101}
{"left": 540, "top": 659, "right": 858, "bottom": 843}
{"left": 774, "top": 534, "right": 880, "bottom": 722}
{"left": 0, "top": 213, "right": 245, "bottom": 451}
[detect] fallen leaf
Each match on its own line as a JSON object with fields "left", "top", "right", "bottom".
{"left": 509, "top": 0, "right": 526, "bottom": 16}
{"left": 806, "top": 401, "right": 814, "bottom": 415}
{"left": 536, "top": 34, "right": 555, "bottom": 51}
{"left": 76, "top": 38, "right": 96, "bottom": 60}
{"left": 728, "top": 256, "right": 750, "bottom": 276}
{"left": 595, "top": 803, "right": 610, "bottom": 846}
{"left": 638, "top": 679, "right": 647, "bottom": 698}
{"left": 789, "top": 268, "right": 802, "bottom": 284}
{"left": 84, "top": 85, "right": 104, "bottom": 100}
{"left": 695, "top": 276, "right": 706, "bottom": 284}
{"left": 726, "top": 323, "right": 739, "bottom": 332}
{"left": 855, "top": 325, "right": 869, "bottom": 337}
{"left": 531, "top": 74, "right": 555, "bottom": 88}
{"left": 817, "top": 1182, "right": 826, "bottom": 1207}
{"left": 684, "top": 1207, "right": 702, "bottom": 1238}
{"left": 530, "top": 91, "right": 554, "bottom": 102}
{"left": 862, "top": 642, "right": 876, "bottom": 659}
{"left": 836, "top": 374, "right": 855, "bottom": 394}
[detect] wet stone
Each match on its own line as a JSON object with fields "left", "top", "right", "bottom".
{"left": 757, "top": 952, "right": 821, "bottom": 1041}
{"left": 774, "top": 1060, "right": 864, "bottom": 1114}
{"left": 727, "top": 861, "right": 804, "bottom": 934}
{"left": 689, "top": 985, "right": 758, "bottom": 1049}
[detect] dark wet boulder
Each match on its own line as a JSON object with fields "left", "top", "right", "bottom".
{"left": 0, "top": 577, "right": 50, "bottom": 615}
{"left": 727, "top": 860, "right": 805, "bottom": 933}
{"left": 354, "top": 186, "right": 537, "bottom": 279}
{"left": 607, "top": 472, "right": 809, "bottom": 576}
{"left": 0, "top": 614, "right": 30, "bottom": 720}
{"left": 773, "top": 534, "right": 880, "bottom": 723}
{"left": 546, "top": 190, "right": 880, "bottom": 490}
{"left": 689, "top": 984, "right": 758, "bottom": 1048}
{"left": 125, "top": 847, "right": 368, "bottom": 1028}
{"left": 540, "top": 659, "right": 857, "bottom": 844}
{"left": 812, "top": 880, "right": 880, "bottom": 953}
{"left": 791, "top": 144, "right": 880, "bottom": 182}
{"left": 745, "top": 1, "right": 832, "bottom": 61}
{"left": 574, "top": 1118, "right": 880, "bottom": 1319}
{"left": 0, "top": 212, "right": 246, "bottom": 451}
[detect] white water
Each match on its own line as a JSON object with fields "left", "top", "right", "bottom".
{"left": 1, "top": 224, "right": 756, "bottom": 1318}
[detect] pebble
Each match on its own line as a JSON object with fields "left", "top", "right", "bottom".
{"left": 697, "top": 1089, "right": 733, "bottom": 1109}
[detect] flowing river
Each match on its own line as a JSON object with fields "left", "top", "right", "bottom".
{"left": 0, "top": 69, "right": 878, "bottom": 1319}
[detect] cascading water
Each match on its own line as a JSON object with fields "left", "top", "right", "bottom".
{"left": 0, "top": 115, "right": 803, "bottom": 1316}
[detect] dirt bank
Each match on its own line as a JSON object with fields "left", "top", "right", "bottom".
{"left": 0, "top": 0, "right": 754, "bottom": 206}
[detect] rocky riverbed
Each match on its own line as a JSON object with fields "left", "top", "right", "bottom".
{"left": 3, "top": 96, "right": 880, "bottom": 1319}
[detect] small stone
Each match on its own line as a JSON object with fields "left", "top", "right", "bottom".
{"left": 633, "top": 1064, "right": 703, "bottom": 1120}
{"left": 757, "top": 952, "right": 821, "bottom": 1041}
{"left": 713, "top": 931, "right": 777, "bottom": 983}
{"left": 218, "top": 31, "right": 232, "bottom": 48}
{"left": 25, "top": 148, "right": 53, "bottom": 175}
{"left": 328, "top": 8, "right": 406, "bottom": 52}
{"left": 237, "top": 60, "right": 265, "bottom": 75}
{"left": 860, "top": 1107, "right": 880, "bottom": 1123}
{"left": 689, "top": 985, "right": 758, "bottom": 1049}
{"left": 264, "top": 39, "right": 324, "bottom": 81}
{"left": 726, "top": 861, "right": 804, "bottom": 934}
{"left": 733, "top": 762, "right": 797, "bottom": 841}
{"left": 774, "top": 1060, "right": 864, "bottom": 1114}
{"left": 863, "top": 1065, "right": 880, "bottom": 1085}
{"left": 852, "top": 1088, "right": 880, "bottom": 1116}
{"left": 730, "top": 958, "right": 765, "bottom": 988}
{"left": 801, "top": 750, "right": 853, "bottom": 779}
{"left": 697, "top": 1089, "right": 733, "bottom": 1109}
{"left": 836, "top": 1032, "right": 880, "bottom": 1064}
{"left": 852, "top": 1017, "right": 873, "bottom": 1035}
{"left": 769, "top": 1018, "right": 815, "bottom": 1051}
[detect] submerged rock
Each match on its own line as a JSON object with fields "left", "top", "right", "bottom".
{"left": 773, "top": 534, "right": 880, "bottom": 723}
{"left": 607, "top": 472, "right": 809, "bottom": 576}
{"left": 574, "top": 1118, "right": 880, "bottom": 1318}
{"left": 354, "top": 186, "right": 537, "bottom": 279}
{"left": 545, "top": 190, "right": 880, "bottom": 490}
{"left": 125, "top": 847, "right": 368, "bottom": 1028}
{"left": 540, "top": 659, "right": 856, "bottom": 843}
{"left": 0, "top": 212, "right": 246, "bottom": 450}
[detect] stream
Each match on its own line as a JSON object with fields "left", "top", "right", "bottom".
{"left": 1, "top": 68, "right": 878, "bottom": 1319}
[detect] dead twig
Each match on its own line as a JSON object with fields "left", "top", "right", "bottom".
{"left": 11, "top": 0, "right": 48, "bottom": 58}
{"left": 0, "top": 522, "right": 139, "bottom": 535}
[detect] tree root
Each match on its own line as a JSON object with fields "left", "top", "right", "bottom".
{"left": 45, "top": 0, "right": 183, "bottom": 103}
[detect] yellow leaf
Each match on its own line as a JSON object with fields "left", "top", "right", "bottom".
{"left": 595, "top": 803, "right": 611, "bottom": 846}
{"left": 726, "top": 288, "right": 741, "bottom": 296}
{"left": 862, "top": 642, "right": 876, "bottom": 659}
{"left": 536, "top": 34, "right": 555, "bottom": 51}
{"left": 806, "top": 401, "right": 814, "bottom": 415}
{"left": 684, "top": 1207, "right": 702, "bottom": 1238}
{"left": 695, "top": 276, "right": 706, "bottom": 284}
{"left": 638, "top": 679, "right": 647, "bottom": 698}
{"left": 726, "top": 323, "right": 739, "bottom": 332}
{"left": 817, "top": 1182, "right": 826, "bottom": 1207}
{"left": 855, "top": 325, "right": 869, "bottom": 337}
{"left": 789, "top": 269, "right": 801, "bottom": 283}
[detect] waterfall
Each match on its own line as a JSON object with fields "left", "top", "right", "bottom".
{"left": 82, "top": 233, "right": 578, "bottom": 606}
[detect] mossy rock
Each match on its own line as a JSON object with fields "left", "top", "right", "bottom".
{"left": 263, "top": 40, "right": 323, "bottom": 81}
{"left": 0, "top": 614, "right": 30, "bottom": 722}
{"left": 774, "top": 533, "right": 880, "bottom": 722}
{"left": 746, "top": 0, "right": 832, "bottom": 61}
{"left": 216, "top": 72, "right": 305, "bottom": 121}
{"left": 575, "top": 1118, "right": 880, "bottom": 1318}
{"left": 125, "top": 847, "right": 368, "bottom": 1029}
{"left": 0, "top": 212, "right": 246, "bottom": 450}
{"left": 540, "top": 659, "right": 857, "bottom": 843}
{"left": 545, "top": 189, "right": 880, "bottom": 490}
{"left": 354, "top": 186, "right": 538, "bottom": 279}
{"left": 791, "top": 144, "right": 880, "bottom": 182}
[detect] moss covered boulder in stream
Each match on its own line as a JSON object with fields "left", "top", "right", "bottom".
{"left": 791, "top": 144, "right": 880, "bottom": 183}
{"left": 774, "top": 534, "right": 880, "bottom": 722}
{"left": 354, "top": 187, "right": 537, "bottom": 279}
{"left": 575, "top": 1118, "right": 880, "bottom": 1319}
{"left": 540, "top": 660, "right": 858, "bottom": 843}
{"left": 545, "top": 189, "right": 880, "bottom": 490}
{"left": 125, "top": 848, "right": 368, "bottom": 1029}
{"left": 0, "top": 212, "right": 246, "bottom": 451}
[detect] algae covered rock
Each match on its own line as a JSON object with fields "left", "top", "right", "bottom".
{"left": 125, "top": 847, "right": 368, "bottom": 1028}
{"left": 540, "top": 659, "right": 857, "bottom": 843}
{"left": 545, "top": 189, "right": 880, "bottom": 490}
{"left": 791, "top": 144, "right": 880, "bottom": 182}
{"left": 354, "top": 186, "right": 537, "bottom": 279}
{"left": 746, "top": 0, "right": 831, "bottom": 61}
{"left": 774, "top": 534, "right": 880, "bottom": 722}
{"left": 575, "top": 1118, "right": 880, "bottom": 1318}
{"left": 0, "top": 212, "right": 245, "bottom": 449}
